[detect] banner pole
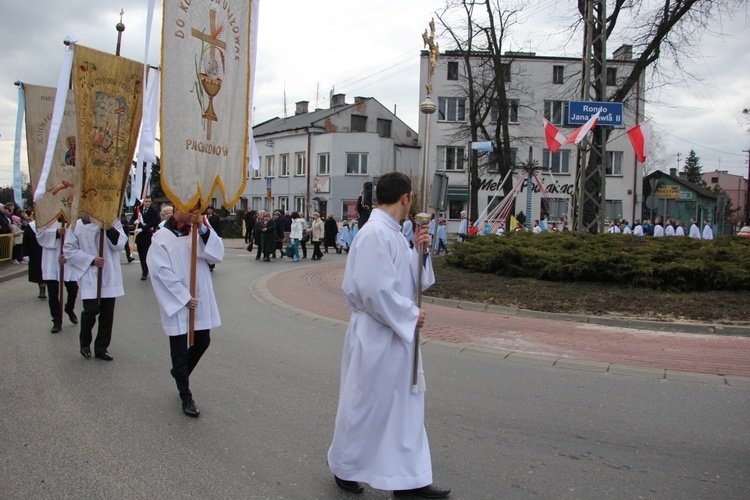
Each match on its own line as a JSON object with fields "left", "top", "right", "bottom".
{"left": 59, "top": 223, "right": 65, "bottom": 307}
{"left": 189, "top": 220, "right": 198, "bottom": 346}
{"left": 411, "top": 213, "right": 431, "bottom": 391}
{"left": 97, "top": 228, "right": 104, "bottom": 305}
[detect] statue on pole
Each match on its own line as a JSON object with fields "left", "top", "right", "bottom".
{"left": 422, "top": 19, "right": 439, "bottom": 96}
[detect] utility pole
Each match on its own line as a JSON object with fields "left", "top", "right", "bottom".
{"left": 744, "top": 149, "right": 750, "bottom": 224}
{"left": 676, "top": 152, "right": 682, "bottom": 171}
{"left": 574, "top": 0, "right": 608, "bottom": 234}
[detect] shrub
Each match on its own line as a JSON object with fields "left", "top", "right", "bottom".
{"left": 446, "top": 232, "right": 750, "bottom": 291}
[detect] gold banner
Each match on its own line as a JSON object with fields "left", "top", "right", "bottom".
{"left": 73, "top": 45, "right": 144, "bottom": 228}
{"left": 23, "top": 84, "right": 80, "bottom": 229}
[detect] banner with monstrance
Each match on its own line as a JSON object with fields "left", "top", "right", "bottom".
{"left": 23, "top": 84, "right": 81, "bottom": 230}
{"left": 160, "top": 0, "right": 256, "bottom": 212}
{"left": 73, "top": 45, "right": 144, "bottom": 228}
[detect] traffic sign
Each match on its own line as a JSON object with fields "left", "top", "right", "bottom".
{"left": 568, "top": 101, "right": 624, "bottom": 127}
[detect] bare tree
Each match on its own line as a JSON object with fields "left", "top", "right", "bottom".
{"left": 573, "top": 0, "right": 739, "bottom": 231}
{"left": 436, "top": 0, "right": 528, "bottom": 222}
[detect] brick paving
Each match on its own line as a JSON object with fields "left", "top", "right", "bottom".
{"left": 266, "top": 262, "right": 750, "bottom": 378}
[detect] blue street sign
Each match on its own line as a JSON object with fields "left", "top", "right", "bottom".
{"left": 568, "top": 101, "right": 624, "bottom": 127}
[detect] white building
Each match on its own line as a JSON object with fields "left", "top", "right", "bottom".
{"left": 418, "top": 47, "right": 645, "bottom": 233}
{"left": 241, "top": 95, "right": 420, "bottom": 219}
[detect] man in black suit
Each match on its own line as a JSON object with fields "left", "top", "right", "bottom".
{"left": 131, "top": 196, "right": 160, "bottom": 280}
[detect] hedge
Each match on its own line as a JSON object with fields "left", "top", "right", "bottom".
{"left": 446, "top": 232, "right": 750, "bottom": 291}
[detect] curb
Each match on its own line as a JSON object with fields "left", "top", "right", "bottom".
{"left": 423, "top": 295, "right": 750, "bottom": 337}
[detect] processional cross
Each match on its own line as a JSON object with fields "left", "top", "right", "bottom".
{"left": 191, "top": 10, "right": 226, "bottom": 140}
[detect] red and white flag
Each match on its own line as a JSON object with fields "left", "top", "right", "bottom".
{"left": 627, "top": 120, "right": 651, "bottom": 163}
{"left": 543, "top": 118, "right": 567, "bottom": 153}
{"left": 566, "top": 110, "right": 601, "bottom": 145}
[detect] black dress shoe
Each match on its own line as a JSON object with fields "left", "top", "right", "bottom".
{"left": 80, "top": 347, "right": 91, "bottom": 358}
{"left": 393, "top": 484, "right": 451, "bottom": 498}
{"left": 141, "top": 274, "right": 148, "bottom": 281}
{"left": 95, "top": 351, "right": 113, "bottom": 361}
{"left": 182, "top": 399, "right": 200, "bottom": 417}
{"left": 334, "top": 475, "right": 364, "bottom": 494}
{"left": 65, "top": 306, "right": 78, "bottom": 325}
{"left": 127, "top": 256, "right": 135, "bottom": 263}
{"left": 51, "top": 323, "right": 62, "bottom": 334}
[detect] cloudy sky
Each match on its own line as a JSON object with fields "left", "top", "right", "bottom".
{"left": 1, "top": 0, "right": 748, "bottom": 188}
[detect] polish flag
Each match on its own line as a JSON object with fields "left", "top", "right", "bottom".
{"left": 627, "top": 120, "right": 651, "bottom": 163}
{"left": 566, "top": 110, "right": 601, "bottom": 145}
{"left": 543, "top": 118, "right": 567, "bottom": 153}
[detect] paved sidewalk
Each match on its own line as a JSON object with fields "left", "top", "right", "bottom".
{"left": 260, "top": 261, "right": 750, "bottom": 385}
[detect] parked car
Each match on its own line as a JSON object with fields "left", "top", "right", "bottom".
{"left": 738, "top": 225, "right": 750, "bottom": 237}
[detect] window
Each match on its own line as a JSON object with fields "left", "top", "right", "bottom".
{"left": 341, "top": 199, "right": 358, "bottom": 220}
{"left": 605, "top": 199, "right": 623, "bottom": 220}
{"left": 294, "top": 196, "right": 306, "bottom": 215}
{"left": 318, "top": 153, "right": 330, "bottom": 175}
{"left": 553, "top": 65, "right": 564, "bottom": 84}
{"left": 346, "top": 153, "right": 368, "bottom": 175}
{"left": 607, "top": 67, "right": 617, "bottom": 86}
{"left": 544, "top": 100, "right": 566, "bottom": 125}
{"left": 279, "top": 197, "right": 289, "bottom": 213}
{"left": 279, "top": 154, "right": 289, "bottom": 177}
{"left": 606, "top": 151, "right": 623, "bottom": 176}
{"left": 252, "top": 196, "right": 263, "bottom": 210}
{"left": 438, "top": 97, "right": 466, "bottom": 122}
{"left": 449, "top": 200, "right": 464, "bottom": 220}
{"left": 490, "top": 99, "right": 519, "bottom": 123}
{"left": 711, "top": 176, "right": 719, "bottom": 183}
{"left": 252, "top": 166, "right": 261, "bottom": 179}
{"left": 487, "top": 148, "right": 517, "bottom": 172}
{"left": 543, "top": 148, "right": 571, "bottom": 174}
{"left": 265, "top": 155, "right": 274, "bottom": 178}
{"left": 351, "top": 115, "right": 367, "bottom": 132}
{"left": 548, "top": 198, "right": 569, "bottom": 220}
{"left": 376, "top": 119, "right": 392, "bottom": 138}
{"left": 295, "top": 152, "right": 306, "bottom": 176}
{"left": 437, "top": 146, "right": 465, "bottom": 171}
{"left": 447, "top": 61, "right": 459, "bottom": 80}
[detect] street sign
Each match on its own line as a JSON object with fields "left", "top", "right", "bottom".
{"left": 568, "top": 101, "right": 624, "bottom": 127}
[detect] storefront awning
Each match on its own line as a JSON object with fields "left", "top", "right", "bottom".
{"left": 447, "top": 185, "right": 468, "bottom": 201}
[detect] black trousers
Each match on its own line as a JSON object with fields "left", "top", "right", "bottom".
{"left": 169, "top": 330, "right": 211, "bottom": 402}
{"left": 124, "top": 240, "right": 133, "bottom": 260}
{"left": 300, "top": 240, "right": 307, "bottom": 258}
{"left": 45, "top": 279, "right": 78, "bottom": 324}
{"left": 80, "top": 297, "right": 116, "bottom": 354}
{"left": 136, "top": 241, "right": 151, "bottom": 276}
{"left": 312, "top": 241, "right": 323, "bottom": 259}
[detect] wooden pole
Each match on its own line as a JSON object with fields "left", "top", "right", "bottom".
{"left": 97, "top": 228, "right": 104, "bottom": 305}
{"left": 59, "top": 223, "right": 65, "bottom": 306}
{"left": 189, "top": 220, "right": 198, "bottom": 346}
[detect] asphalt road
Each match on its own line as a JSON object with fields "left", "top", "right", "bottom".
{"left": 1, "top": 247, "right": 748, "bottom": 499}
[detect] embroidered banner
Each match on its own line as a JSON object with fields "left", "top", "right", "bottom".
{"left": 23, "top": 84, "right": 81, "bottom": 229}
{"left": 73, "top": 45, "right": 144, "bottom": 228}
{"left": 160, "top": 0, "right": 256, "bottom": 212}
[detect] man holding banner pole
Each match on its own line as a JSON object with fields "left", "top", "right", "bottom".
{"left": 147, "top": 206, "right": 223, "bottom": 418}
{"left": 63, "top": 216, "right": 127, "bottom": 361}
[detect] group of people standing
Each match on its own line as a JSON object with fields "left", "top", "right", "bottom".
{"left": 245, "top": 209, "right": 361, "bottom": 262}
{"left": 607, "top": 216, "right": 714, "bottom": 239}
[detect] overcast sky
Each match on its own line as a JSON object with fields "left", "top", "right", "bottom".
{"left": 1, "top": 0, "right": 748, "bottom": 188}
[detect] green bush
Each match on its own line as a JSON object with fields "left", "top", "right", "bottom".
{"left": 446, "top": 232, "right": 750, "bottom": 291}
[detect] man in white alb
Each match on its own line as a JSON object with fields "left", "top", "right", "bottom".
{"left": 328, "top": 172, "right": 450, "bottom": 498}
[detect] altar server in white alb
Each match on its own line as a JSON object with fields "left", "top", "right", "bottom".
{"left": 63, "top": 217, "right": 127, "bottom": 361}
{"left": 328, "top": 172, "right": 450, "bottom": 499}
{"left": 147, "top": 207, "right": 223, "bottom": 418}
{"left": 37, "top": 220, "right": 79, "bottom": 333}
